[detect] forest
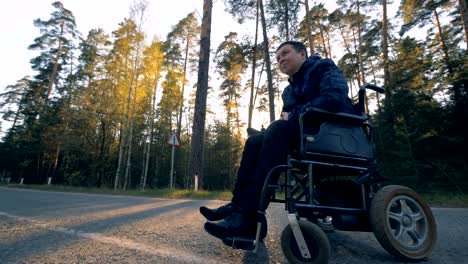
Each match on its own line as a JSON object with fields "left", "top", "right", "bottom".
{"left": 0, "top": 0, "right": 466, "bottom": 194}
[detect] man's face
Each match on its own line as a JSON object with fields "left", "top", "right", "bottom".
{"left": 276, "top": 44, "right": 307, "bottom": 76}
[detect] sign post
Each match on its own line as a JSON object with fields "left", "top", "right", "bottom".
{"left": 168, "top": 132, "right": 180, "bottom": 189}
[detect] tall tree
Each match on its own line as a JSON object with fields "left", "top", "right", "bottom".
{"left": 28, "top": 1, "right": 79, "bottom": 102}
{"left": 337, "top": 0, "right": 379, "bottom": 86}
{"left": 303, "top": 0, "right": 315, "bottom": 54}
{"left": 139, "top": 39, "right": 164, "bottom": 190}
{"left": 123, "top": 0, "right": 148, "bottom": 190}
{"left": 0, "top": 77, "right": 32, "bottom": 131}
{"left": 6, "top": 1, "right": 81, "bottom": 184}
{"left": 267, "top": 0, "right": 301, "bottom": 41}
{"left": 214, "top": 32, "right": 247, "bottom": 135}
{"left": 74, "top": 28, "right": 113, "bottom": 186}
{"left": 213, "top": 32, "right": 247, "bottom": 184}
{"left": 400, "top": 0, "right": 454, "bottom": 73}
{"left": 382, "top": 0, "right": 392, "bottom": 108}
{"left": 259, "top": 0, "right": 276, "bottom": 121}
{"left": 224, "top": 0, "right": 276, "bottom": 121}
{"left": 189, "top": 0, "right": 212, "bottom": 189}
{"left": 458, "top": 0, "right": 468, "bottom": 47}
{"left": 297, "top": 3, "right": 332, "bottom": 57}
{"left": 110, "top": 17, "right": 145, "bottom": 190}
{"left": 165, "top": 12, "right": 201, "bottom": 138}
{"left": 248, "top": 0, "right": 260, "bottom": 128}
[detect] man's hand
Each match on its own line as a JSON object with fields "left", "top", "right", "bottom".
{"left": 280, "top": 112, "right": 289, "bottom": 120}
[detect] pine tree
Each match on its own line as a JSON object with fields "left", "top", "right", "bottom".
{"left": 189, "top": 0, "right": 212, "bottom": 189}
{"left": 267, "top": 0, "right": 301, "bottom": 41}
{"left": 165, "top": 12, "right": 201, "bottom": 138}
{"left": 139, "top": 39, "right": 164, "bottom": 190}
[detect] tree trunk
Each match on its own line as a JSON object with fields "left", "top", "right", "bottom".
{"left": 433, "top": 8, "right": 452, "bottom": 74}
{"left": 124, "top": 72, "right": 140, "bottom": 190}
{"left": 123, "top": 110, "right": 135, "bottom": 191}
{"left": 382, "top": 0, "right": 392, "bottom": 107}
{"left": 141, "top": 81, "right": 158, "bottom": 191}
{"left": 326, "top": 29, "right": 332, "bottom": 59}
{"left": 356, "top": 1, "right": 366, "bottom": 86}
{"left": 351, "top": 29, "right": 363, "bottom": 88}
{"left": 284, "top": 0, "right": 290, "bottom": 41}
{"left": 458, "top": 0, "right": 468, "bottom": 49}
{"left": 234, "top": 95, "right": 241, "bottom": 137}
{"left": 114, "top": 50, "right": 132, "bottom": 190}
{"left": 189, "top": 0, "right": 212, "bottom": 190}
{"left": 248, "top": 0, "right": 260, "bottom": 129}
{"left": 304, "top": 0, "right": 315, "bottom": 55}
{"left": 114, "top": 121, "right": 126, "bottom": 190}
{"left": 318, "top": 25, "right": 329, "bottom": 58}
{"left": 338, "top": 23, "right": 361, "bottom": 88}
{"left": 46, "top": 22, "right": 64, "bottom": 100}
{"left": 98, "top": 121, "right": 107, "bottom": 187}
{"left": 51, "top": 143, "right": 60, "bottom": 181}
{"left": 177, "top": 35, "right": 190, "bottom": 137}
{"left": 259, "top": 0, "right": 276, "bottom": 122}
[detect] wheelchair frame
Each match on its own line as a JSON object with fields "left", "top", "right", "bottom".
{"left": 245, "top": 84, "right": 437, "bottom": 263}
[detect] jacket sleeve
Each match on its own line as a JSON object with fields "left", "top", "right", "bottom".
{"left": 289, "top": 59, "right": 350, "bottom": 122}
{"left": 281, "top": 85, "right": 295, "bottom": 113}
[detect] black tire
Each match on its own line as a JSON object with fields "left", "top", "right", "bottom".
{"left": 370, "top": 185, "right": 437, "bottom": 260}
{"left": 281, "top": 220, "right": 330, "bottom": 264}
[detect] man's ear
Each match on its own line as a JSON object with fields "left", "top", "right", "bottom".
{"left": 300, "top": 50, "right": 307, "bottom": 59}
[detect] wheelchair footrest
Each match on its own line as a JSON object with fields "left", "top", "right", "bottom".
{"left": 222, "top": 236, "right": 256, "bottom": 250}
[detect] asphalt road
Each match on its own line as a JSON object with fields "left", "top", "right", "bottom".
{"left": 0, "top": 187, "right": 467, "bottom": 264}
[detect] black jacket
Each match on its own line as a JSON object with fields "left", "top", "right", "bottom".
{"left": 281, "top": 55, "right": 355, "bottom": 124}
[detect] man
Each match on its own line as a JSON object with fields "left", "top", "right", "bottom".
{"left": 200, "top": 41, "right": 355, "bottom": 239}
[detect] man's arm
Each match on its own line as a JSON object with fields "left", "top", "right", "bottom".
{"left": 308, "top": 59, "right": 349, "bottom": 112}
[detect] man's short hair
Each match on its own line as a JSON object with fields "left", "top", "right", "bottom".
{"left": 276, "top": 41, "right": 308, "bottom": 57}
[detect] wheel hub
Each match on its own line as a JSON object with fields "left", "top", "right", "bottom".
{"left": 402, "top": 215, "right": 412, "bottom": 227}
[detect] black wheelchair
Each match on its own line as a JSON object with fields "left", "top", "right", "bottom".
{"left": 222, "top": 84, "right": 437, "bottom": 263}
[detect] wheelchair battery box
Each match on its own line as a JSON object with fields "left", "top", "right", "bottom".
{"left": 303, "top": 122, "right": 373, "bottom": 158}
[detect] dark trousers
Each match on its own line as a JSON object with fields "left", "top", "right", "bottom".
{"left": 232, "top": 120, "right": 299, "bottom": 212}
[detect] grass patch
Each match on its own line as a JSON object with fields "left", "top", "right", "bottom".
{"left": 419, "top": 192, "right": 468, "bottom": 208}
{"left": 0, "top": 183, "right": 232, "bottom": 201}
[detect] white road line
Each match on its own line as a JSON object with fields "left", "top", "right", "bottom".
{"left": 0, "top": 211, "right": 217, "bottom": 264}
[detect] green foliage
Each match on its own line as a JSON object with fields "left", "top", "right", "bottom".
{"left": 267, "top": 0, "right": 301, "bottom": 40}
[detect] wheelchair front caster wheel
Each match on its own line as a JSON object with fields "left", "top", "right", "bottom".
{"left": 281, "top": 220, "right": 330, "bottom": 264}
{"left": 370, "top": 185, "right": 437, "bottom": 260}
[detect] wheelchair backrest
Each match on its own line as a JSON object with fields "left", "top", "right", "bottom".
{"left": 299, "top": 83, "right": 384, "bottom": 160}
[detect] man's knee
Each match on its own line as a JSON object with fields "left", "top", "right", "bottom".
{"left": 265, "top": 120, "right": 289, "bottom": 134}
{"left": 245, "top": 133, "right": 263, "bottom": 146}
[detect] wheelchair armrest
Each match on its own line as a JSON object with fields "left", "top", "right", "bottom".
{"left": 300, "top": 107, "right": 367, "bottom": 125}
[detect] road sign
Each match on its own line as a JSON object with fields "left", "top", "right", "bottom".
{"left": 168, "top": 133, "right": 180, "bottom": 147}
{"left": 168, "top": 133, "right": 180, "bottom": 189}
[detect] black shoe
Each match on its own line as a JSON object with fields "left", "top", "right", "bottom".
{"left": 204, "top": 210, "right": 257, "bottom": 240}
{"left": 200, "top": 202, "right": 235, "bottom": 221}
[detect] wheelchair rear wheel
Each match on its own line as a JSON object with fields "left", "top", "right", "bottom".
{"left": 281, "top": 220, "right": 330, "bottom": 264}
{"left": 370, "top": 185, "right": 437, "bottom": 260}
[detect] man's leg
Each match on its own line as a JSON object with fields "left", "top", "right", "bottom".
{"left": 200, "top": 133, "right": 264, "bottom": 221}
{"left": 232, "top": 133, "right": 264, "bottom": 203}
{"left": 246, "top": 120, "right": 293, "bottom": 212}
{"left": 204, "top": 120, "right": 294, "bottom": 238}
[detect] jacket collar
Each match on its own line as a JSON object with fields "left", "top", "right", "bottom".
{"left": 288, "top": 55, "right": 321, "bottom": 84}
